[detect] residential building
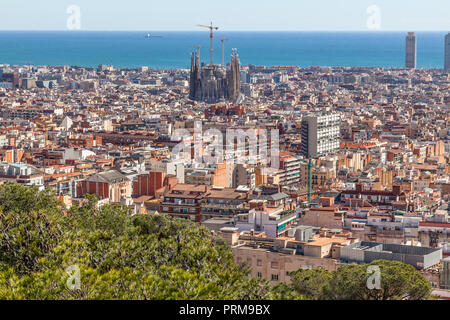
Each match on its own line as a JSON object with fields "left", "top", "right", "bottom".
{"left": 301, "top": 113, "right": 340, "bottom": 158}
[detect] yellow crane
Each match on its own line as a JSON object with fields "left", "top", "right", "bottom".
{"left": 197, "top": 22, "right": 219, "bottom": 65}
{"left": 216, "top": 37, "right": 229, "bottom": 66}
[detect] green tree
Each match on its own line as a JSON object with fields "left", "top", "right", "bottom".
{"left": 0, "top": 207, "right": 63, "bottom": 274}
{"left": 0, "top": 182, "right": 61, "bottom": 215}
{"left": 288, "top": 261, "right": 432, "bottom": 300}
{"left": 365, "top": 260, "right": 431, "bottom": 300}
{"left": 0, "top": 183, "right": 433, "bottom": 300}
{"left": 268, "top": 282, "right": 307, "bottom": 300}
{"left": 326, "top": 264, "right": 369, "bottom": 300}
{"left": 0, "top": 184, "right": 271, "bottom": 299}
{"left": 290, "top": 268, "right": 333, "bottom": 299}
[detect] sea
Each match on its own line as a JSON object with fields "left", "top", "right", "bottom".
{"left": 0, "top": 31, "right": 447, "bottom": 69}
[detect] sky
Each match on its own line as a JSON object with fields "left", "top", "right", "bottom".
{"left": 0, "top": 0, "right": 449, "bottom": 31}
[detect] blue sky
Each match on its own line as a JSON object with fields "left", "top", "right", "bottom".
{"left": 0, "top": 0, "right": 449, "bottom": 31}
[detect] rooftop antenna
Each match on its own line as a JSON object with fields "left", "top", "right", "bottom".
{"left": 197, "top": 22, "right": 219, "bottom": 65}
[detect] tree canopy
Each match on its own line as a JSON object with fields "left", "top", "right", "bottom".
{"left": 287, "top": 260, "right": 432, "bottom": 300}
{"left": 0, "top": 182, "right": 433, "bottom": 300}
{"left": 0, "top": 183, "right": 269, "bottom": 299}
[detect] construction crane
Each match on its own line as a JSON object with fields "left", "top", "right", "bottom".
{"left": 216, "top": 37, "right": 229, "bottom": 66}
{"left": 197, "top": 22, "right": 219, "bottom": 65}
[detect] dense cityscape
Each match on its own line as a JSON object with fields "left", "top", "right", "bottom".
{"left": 0, "top": 27, "right": 449, "bottom": 305}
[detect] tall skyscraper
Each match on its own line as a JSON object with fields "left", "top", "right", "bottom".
{"left": 300, "top": 113, "right": 340, "bottom": 158}
{"left": 445, "top": 32, "right": 450, "bottom": 71}
{"left": 405, "top": 32, "right": 417, "bottom": 69}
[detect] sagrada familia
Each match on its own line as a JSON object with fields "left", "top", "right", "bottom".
{"left": 189, "top": 49, "right": 241, "bottom": 104}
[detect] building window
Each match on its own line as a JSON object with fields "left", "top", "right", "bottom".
{"left": 271, "top": 274, "right": 279, "bottom": 281}
{"left": 271, "top": 261, "right": 279, "bottom": 269}
{"left": 257, "top": 259, "right": 262, "bottom": 266}
{"left": 257, "top": 272, "right": 262, "bottom": 278}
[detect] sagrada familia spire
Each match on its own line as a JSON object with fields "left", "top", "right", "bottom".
{"left": 189, "top": 48, "right": 241, "bottom": 104}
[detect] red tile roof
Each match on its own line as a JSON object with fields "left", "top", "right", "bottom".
{"left": 419, "top": 221, "right": 450, "bottom": 228}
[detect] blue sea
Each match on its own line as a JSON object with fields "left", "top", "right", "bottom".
{"left": 0, "top": 31, "right": 447, "bottom": 69}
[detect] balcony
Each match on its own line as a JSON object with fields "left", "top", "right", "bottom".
{"left": 203, "top": 202, "right": 244, "bottom": 209}
{"left": 269, "top": 211, "right": 297, "bottom": 223}
{"left": 161, "top": 200, "right": 199, "bottom": 206}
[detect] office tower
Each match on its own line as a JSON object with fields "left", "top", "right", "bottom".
{"left": 405, "top": 32, "right": 417, "bottom": 69}
{"left": 301, "top": 113, "right": 340, "bottom": 158}
{"left": 445, "top": 32, "right": 450, "bottom": 71}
